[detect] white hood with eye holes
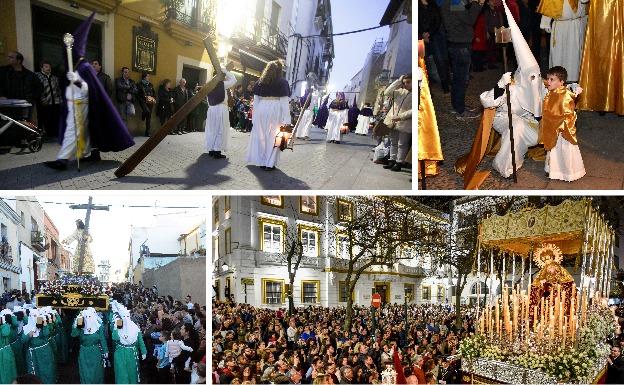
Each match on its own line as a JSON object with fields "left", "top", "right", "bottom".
{"left": 503, "top": 0, "right": 545, "bottom": 117}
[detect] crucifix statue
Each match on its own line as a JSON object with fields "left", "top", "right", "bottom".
{"left": 62, "top": 196, "right": 109, "bottom": 275}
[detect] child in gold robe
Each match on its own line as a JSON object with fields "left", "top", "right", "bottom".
{"left": 542, "top": 66, "right": 585, "bottom": 181}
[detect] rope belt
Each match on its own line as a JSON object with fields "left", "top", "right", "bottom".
{"left": 0, "top": 344, "right": 11, "bottom": 352}
{"left": 29, "top": 341, "right": 50, "bottom": 352}
{"left": 259, "top": 96, "right": 281, "bottom": 100}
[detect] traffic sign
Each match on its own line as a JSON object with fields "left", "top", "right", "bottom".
{"left": 372, "top": 293, "right": 382, "bottom": 308}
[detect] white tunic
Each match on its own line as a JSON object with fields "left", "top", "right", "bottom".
{"left": 296, "top": 92, "right": 319, "bottom": 139}
{"left": 57, "top": 71, "right": 90, "bottom": 160}
{"left": 545, "top": 134, "right": 586, "bottom": 181}
{"left": 246, "top": 95, "right": 291, "bottom": 168}
{"left": 325, "top": 109, "right": 349, "bottom": 142}
{"left": 480, "top": 85, "right": 539, "bottom": 178}
{"left": 355, "top": 115, "right": 372, "bottom": 135}
{"left": 541, "top": 0, "right": 588, "bottom": 82}
{"left": 205, "top": 71, "right": 237, "bottom": 152}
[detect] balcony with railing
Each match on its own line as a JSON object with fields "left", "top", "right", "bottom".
{"left": 163, "top": 0, "right": 217, "bottom": 45}
{"left": 232, "top": 17, "right": 288, "bottom": 58}
{"left": 31, "top": 231, "right": 46, "bottom": 252}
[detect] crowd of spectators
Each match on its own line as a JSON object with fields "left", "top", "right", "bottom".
{"left": 212, "top": 302, "right": 474, "bottom": 384}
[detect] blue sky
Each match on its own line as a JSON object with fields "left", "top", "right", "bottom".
{"left": 328, "top": 0, "right": 390, "bottom": 91}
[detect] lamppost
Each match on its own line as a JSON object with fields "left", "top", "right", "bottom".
{"left": 404, "top": 286, "right": 409, "bottom": 348}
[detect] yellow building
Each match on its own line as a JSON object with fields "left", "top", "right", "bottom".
{"left": 0, "top": 0, "right": 217, "bottom": 135}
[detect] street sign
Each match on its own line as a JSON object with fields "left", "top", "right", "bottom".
{"left": 372, "top": 293, "right": 381, "bottom": 308}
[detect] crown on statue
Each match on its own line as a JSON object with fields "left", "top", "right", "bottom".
{"left": 533, "top": 243, "right": 563, "bottom": 268}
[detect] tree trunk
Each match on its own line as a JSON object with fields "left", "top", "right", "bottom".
{"left": 288, "top": 274, "right": 295, "bottom": 316}
{"left": 455, "top": 273, "right": 467, "bottom": 328}
{"left": 344, "top": 279, "right": 354, "bottom": 331}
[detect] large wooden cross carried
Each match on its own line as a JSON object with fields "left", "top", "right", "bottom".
{"left": 114, "top": 38, "right": 224, "bottom": 177}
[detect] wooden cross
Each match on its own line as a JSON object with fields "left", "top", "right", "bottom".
{"left": 69, "top": 196, "right": 109, "bottom": 274}
{"left": 114, "top": 38, "right": 224, "bottom": 177}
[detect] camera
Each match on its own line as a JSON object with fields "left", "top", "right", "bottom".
{"left": 116, "top": 318, "right": 123, "bottom": 329}
{"left": 77, "top": 317, "right": 84, "bottom": 328}
{"left": 36, "top": 317, "right": 43, "bottom": 328}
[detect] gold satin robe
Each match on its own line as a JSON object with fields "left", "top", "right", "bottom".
{"left": 578, "top": 0, "right": 624, "bottom": 115}
{"left": 541, "top": 86, "right": 578, "bottom": 151}
{"left": 418, "top": 57, "right": 443, "bottom": 176}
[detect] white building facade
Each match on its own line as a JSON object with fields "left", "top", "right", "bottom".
{"left": 212, "top": 196, "right": 451, "bottom": 308}
{"left": 7, "top": 197, "right": 45, "bottom": 293}
{"left": 0, "top": 198, "right": 22, "bottom": 292}
{"left": 285, "top": 0, "right": 334, "bottom": 97}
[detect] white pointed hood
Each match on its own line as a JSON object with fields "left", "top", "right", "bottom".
{"left": 503, "top": 0, "right": 543, "bottom": 117}
{"left": 76, "top": 307, "right": 101, "bottom": 335}
{"left": 22, "top": 308, "right": 40, "bottom": 337}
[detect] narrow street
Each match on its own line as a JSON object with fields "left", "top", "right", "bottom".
{"left": 0, "top": 128, "right": 411, "bottom": 190}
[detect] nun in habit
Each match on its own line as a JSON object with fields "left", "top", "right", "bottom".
{"left": 71, "top": 307, "right": 108, "bottom": 384}
{"left": 295, "top": 89, "right": 320, "bottom": 140}
{"left": 110, "top": 302, "right": 147, "bottom": 384}
{"left": 205, "top": 68, "right": 237, "bottom": 159}
{"left": 325, "top": 92, "right": 349, "bottom": 144}
{"left": 355, "top": 103, "right": 374, "bottom": 135}
{"left": 245, "top": 60, "right": 291, "bottom": 170}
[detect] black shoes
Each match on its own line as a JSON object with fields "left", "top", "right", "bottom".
{"left": 44, "top": 159, "right": 68, "bottom": 170}
{"left": 82, "top": 151, "right": 101, "bottom": 162}
{"left": 383, "top": 160, "right": 396, "bottom": 169}
{"left": 208, "top": 151, "right": 226, "bottom": 159}
{"left": 391, "top": 162, "right": 403, "bottom": 172}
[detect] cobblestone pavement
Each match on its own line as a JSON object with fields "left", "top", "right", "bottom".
{"left": 423, "top": 68, "right": 624, "bottom": 190}
{"left": 0, "top": 126, "right": 411, "bottom": 190}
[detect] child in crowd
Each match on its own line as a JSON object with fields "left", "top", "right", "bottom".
{"left": 167, "top": 330, "right": 194, "bottom": 363}
{"left": 541, "top": 66, "right": 585, "bottom": 182}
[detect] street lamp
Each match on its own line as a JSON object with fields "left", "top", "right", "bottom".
{"left": 221, "top": 262, "right": 229, "bottom": 273}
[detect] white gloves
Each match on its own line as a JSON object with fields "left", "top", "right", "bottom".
{"left": 497, "top": 72, "right": 513, "bottom": 88}
{"left": 103, "top": 353, "right": 108, "bottom": 359}
{"left": 67, "top": 72, "right": 77, "bottom": 82}
{"left": 142, "top": 354, "right": 146, "bottom": 360}
{"left": 540, "top": 16, "right": 552, "bottom": 34}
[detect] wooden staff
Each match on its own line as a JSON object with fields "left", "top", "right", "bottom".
{"left": 114, "top": 38, "right": 224, "bottom": 178}
{"left": 505, "top": 83, "right": 517, "bottom": 183}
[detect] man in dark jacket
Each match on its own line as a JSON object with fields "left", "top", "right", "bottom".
{"left": 114, "top": 66, "right": 137, "bottom": 123}
{"left": 173, "top": 78, "right": 190, "bottom": 134}
{"left": 440, "top": 0, "right": 484, "bottom": 119}
{"left": 607, "top": 346, "right": 624, "bottom": 384}
{"left": 0, "top": 51, "right": 39, "bottom": 119}
{"left": 91, "top": 59, "right": 113, "bottom": 98}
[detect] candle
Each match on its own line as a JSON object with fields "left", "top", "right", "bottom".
{"left": 495, "top": 299, "right": 500, "bottom": 338}
{"left": 560, "top": 290, "right": 565, "bottom": 338}
{"left": 562, "top": 315, "right": 567, "bottom": 347}
{"left": 513, "top": 294, "right": 518, "bottom": 340}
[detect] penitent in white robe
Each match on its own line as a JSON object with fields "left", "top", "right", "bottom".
{"left": 325, "top": 109, "right": 349, "bottom": 142}
{"left": 295, "top": 110, "right": 314, "bottom": 139}
{"left": 541, "top": 0, "right": 588, "bottom": 82}
{"left": 480, "top": 85, "right": 541, "bottom": 178}
{"left": 58, "top": 71, "right": 91, "bottom": 160}
{"left": 296, "top": 93, "right": 319, "bottom": 139}
{"left": 205, "top": 71, "right": 237, "bottom": 152}
{"left": 246, "top": 95, "right": 291, "bottom": 168}
{"left": 355, "top": 115, "right": 372, "bottom": 135}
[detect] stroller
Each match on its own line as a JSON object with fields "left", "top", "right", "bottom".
{"left": 0, "top": 103, "right": 43, "bottom": 153}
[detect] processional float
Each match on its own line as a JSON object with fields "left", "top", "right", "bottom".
{"left": 461, "top": 199, "right": 617, "bottom": 384}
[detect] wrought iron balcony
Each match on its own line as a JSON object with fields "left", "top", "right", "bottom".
{"left": 255, "top": 251, "right": 320, "bottom": 268}
{"left": 31, "top": 231, "right": 46, "bottom": 252}
{"left": 233, "top": 17, "right": 288, "bottom": 58}
{"left": 164, "top": 0, "right": 216, "bottom": 35}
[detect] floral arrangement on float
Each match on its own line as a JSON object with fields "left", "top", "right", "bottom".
{"left": 39, "top": 275, "right": 106, "bottom": 296}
